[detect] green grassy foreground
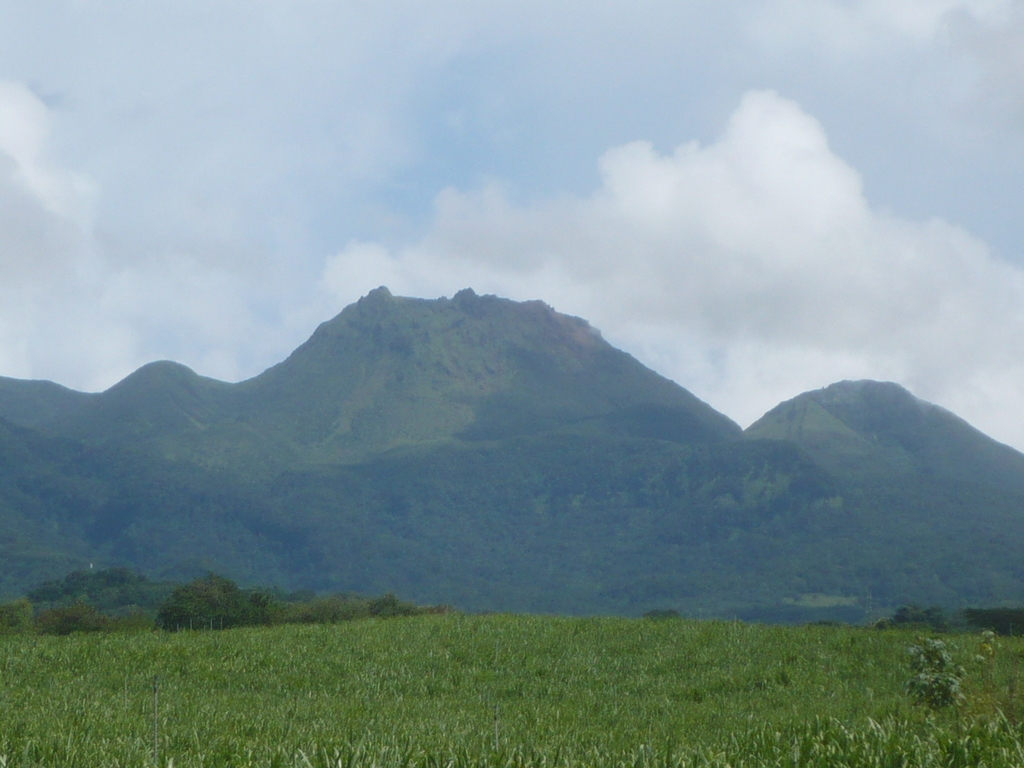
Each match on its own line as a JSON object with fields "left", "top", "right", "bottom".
{"left": 1, "top": 615, "right": 1023, "bottom": 767}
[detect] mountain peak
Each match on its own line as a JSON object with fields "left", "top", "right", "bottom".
{"left": 3, "top": 289, "right": 740, "bottom": 466}
{"left": 358, "top": 284, "right": 394, "bottom": 306}
{"left": 748, "top": 379, "right": 975, "bottom": 447}
{"left": 800, "top": 378, "right": 927, "bottom": 411}
{"left": 746, "top": 379, "right": 1024, "bottom": 492}
{"left": 246, "top": 288, "right": 740, "bottom": 460}
{"left": 109, "top": 360, "right": 202, "bottom": 390}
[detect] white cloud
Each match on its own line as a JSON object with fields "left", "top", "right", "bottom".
{"left": 0, "top": 80, "right": 327, "bottom": 391}
{"left": 322, "top": 89, "right": 1024, "bottom": 450}
{"left": 950, "top": 3, "right": 1024, "bottom": 122}
{"left": 0, "top": 81, "right": 96, "bottom": 233}
{"left": 749, "top": 0, "right": 1014, "bottom": 51}
{"left": 749, "top": 0, "right": 1024, "bottom": 131}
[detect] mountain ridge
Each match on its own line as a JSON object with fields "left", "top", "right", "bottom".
{"left": 0, "top": 376, "right": 95, "bottom": 429}
{"left": 6, "top": 287, "right": 742, "bottom": 471}
{"left": 1, "top": 289, "right": 1023, "bottom": 619}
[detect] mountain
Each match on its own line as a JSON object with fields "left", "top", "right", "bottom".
{"left": 743, "top": 380, "right": 1024, "bottom": 618}
{"left": 746, "top": 380, "right": 1024, "bottom": 495}
{"left": 2, "top": 291, "right": 1024, "bottom": 620}
{"left": 21, "top": 287, "right": 740, "bottom": 472}
{"left": 237, "top": 287, "right": 740, "bottom": 452}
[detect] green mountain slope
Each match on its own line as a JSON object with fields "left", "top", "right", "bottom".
{"left": 0, "top": 376, "right": 94, "bottom": 429}
{"left": 270, "top": 430, "right": 1020, "bottom": 618}
{"left": 37, "top": 288, "right": 740, "bottom": 471}
{"left": 236, "top": 288, "right": 741, "bottom": 457}
{"left": 259, "top": 435, "right": 844, "bottom": 615}
{"left": 0, "top": 417, "right": 92, "bottom": 591}
{"left": 8, "top": 424, "right": 1016, "bottom": 619}
{"left": 745, "top": 380, "right": 1024, "bottom": 494}
{"left": 0, "top": 415, "right": 297, "bottom": 598}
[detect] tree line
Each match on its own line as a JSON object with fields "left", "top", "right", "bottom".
{"left": 5, "top": 567, "right": 1024, "bottom": 636}
{"left": 872, "top": 603, "right": 1024, "bottom": 635}
{"left": 0, "top": 568, "right": 444, "bottom": 636}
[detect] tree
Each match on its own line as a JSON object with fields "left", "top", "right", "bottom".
{"left": 892, "top": 604, "right": 948, "bottom": 632}
{"left": 157, "top": 574, "right": 273, "bottom": 630}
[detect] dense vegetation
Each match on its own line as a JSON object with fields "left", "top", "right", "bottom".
{"left": 1, "top": 614, "right": 1024, "bottom": 766}
{"left": 26, "top": 566, "right": 175, "bottom": 615}
{"left": 2, "top": 289, "right": 1024, "bottom": 619}
{"left": 0, "top": 569, "right": 432, "bottom": 635}
{"left": 4, "top": 420, "right": 1023, "bottom": 621}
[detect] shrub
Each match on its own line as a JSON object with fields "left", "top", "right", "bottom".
{"left": 907, "top": 638, "right": 964, "bottom": 711}
{"left": 279, "top": 594, "right": 372, "bottom": 624}
{"left": 278, "top": 592, "right": 428, "bottom": 624}
{"left": 892, "top": 604, "right": 948, "bottom": 632}
{"left": 108, "top": 611, "right": 156, "bottom": 632}
{"left": 963, "top": 608, "right": 1024, "bottom": 636}
{"left": 36, "top": 602, "right": 111, "bottom": 635}
{"left": 0, "top": 598, "right": 34, "bottom": 635}
{"left": 367, "top": 592, "right": 419, "bottom": 618}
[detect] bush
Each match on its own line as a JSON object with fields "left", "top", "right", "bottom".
{"left": 892, "top": 605, "right": 948, "bottom": 632}
{"left": 0, "top": 598, "right": 34, "bottom": 635}
{"left": 108, "top": 611, "right": 156, "bottom": 632}
{"left": 907, "top": 638, "right": 965, "bottom": 711}
{"left": 36, "top": 602, "right": 111, "bottom": 635}
{"left": 278, "top": 592, "right": 424, "bottom": 624}
{"left": 157, "top": 574, "right": 274, "bottom": 630}
{"left": 279, "top": 594, "right": 371, "bottom": 624}
{"left": 963, "top": 608, "right": 1024, "bottom": 636}
{"left": 367, "top": 592, "right": 419, "bottom": 618}
{"left": 643, "top": 609, "right": 681, "bottom": 620}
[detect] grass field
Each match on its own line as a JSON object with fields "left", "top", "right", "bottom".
{"left": 2, "top": 615, "right": 1024, "bottom": 767}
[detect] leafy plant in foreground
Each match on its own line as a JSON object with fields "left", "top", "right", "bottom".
{"left": 907, "top": 638, "right": 965, "bottom": 711}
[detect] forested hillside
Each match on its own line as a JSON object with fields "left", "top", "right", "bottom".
{"left": 1, "top": 289, "right": 1023, "bottom": 620}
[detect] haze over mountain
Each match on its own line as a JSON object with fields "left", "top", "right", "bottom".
{"left": 1, "top": 289, "right": 1022, "bottom": 621}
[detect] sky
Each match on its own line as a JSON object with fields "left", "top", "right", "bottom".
{"left": 2, "top": 1, "right": 1024, "bottom": 448}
